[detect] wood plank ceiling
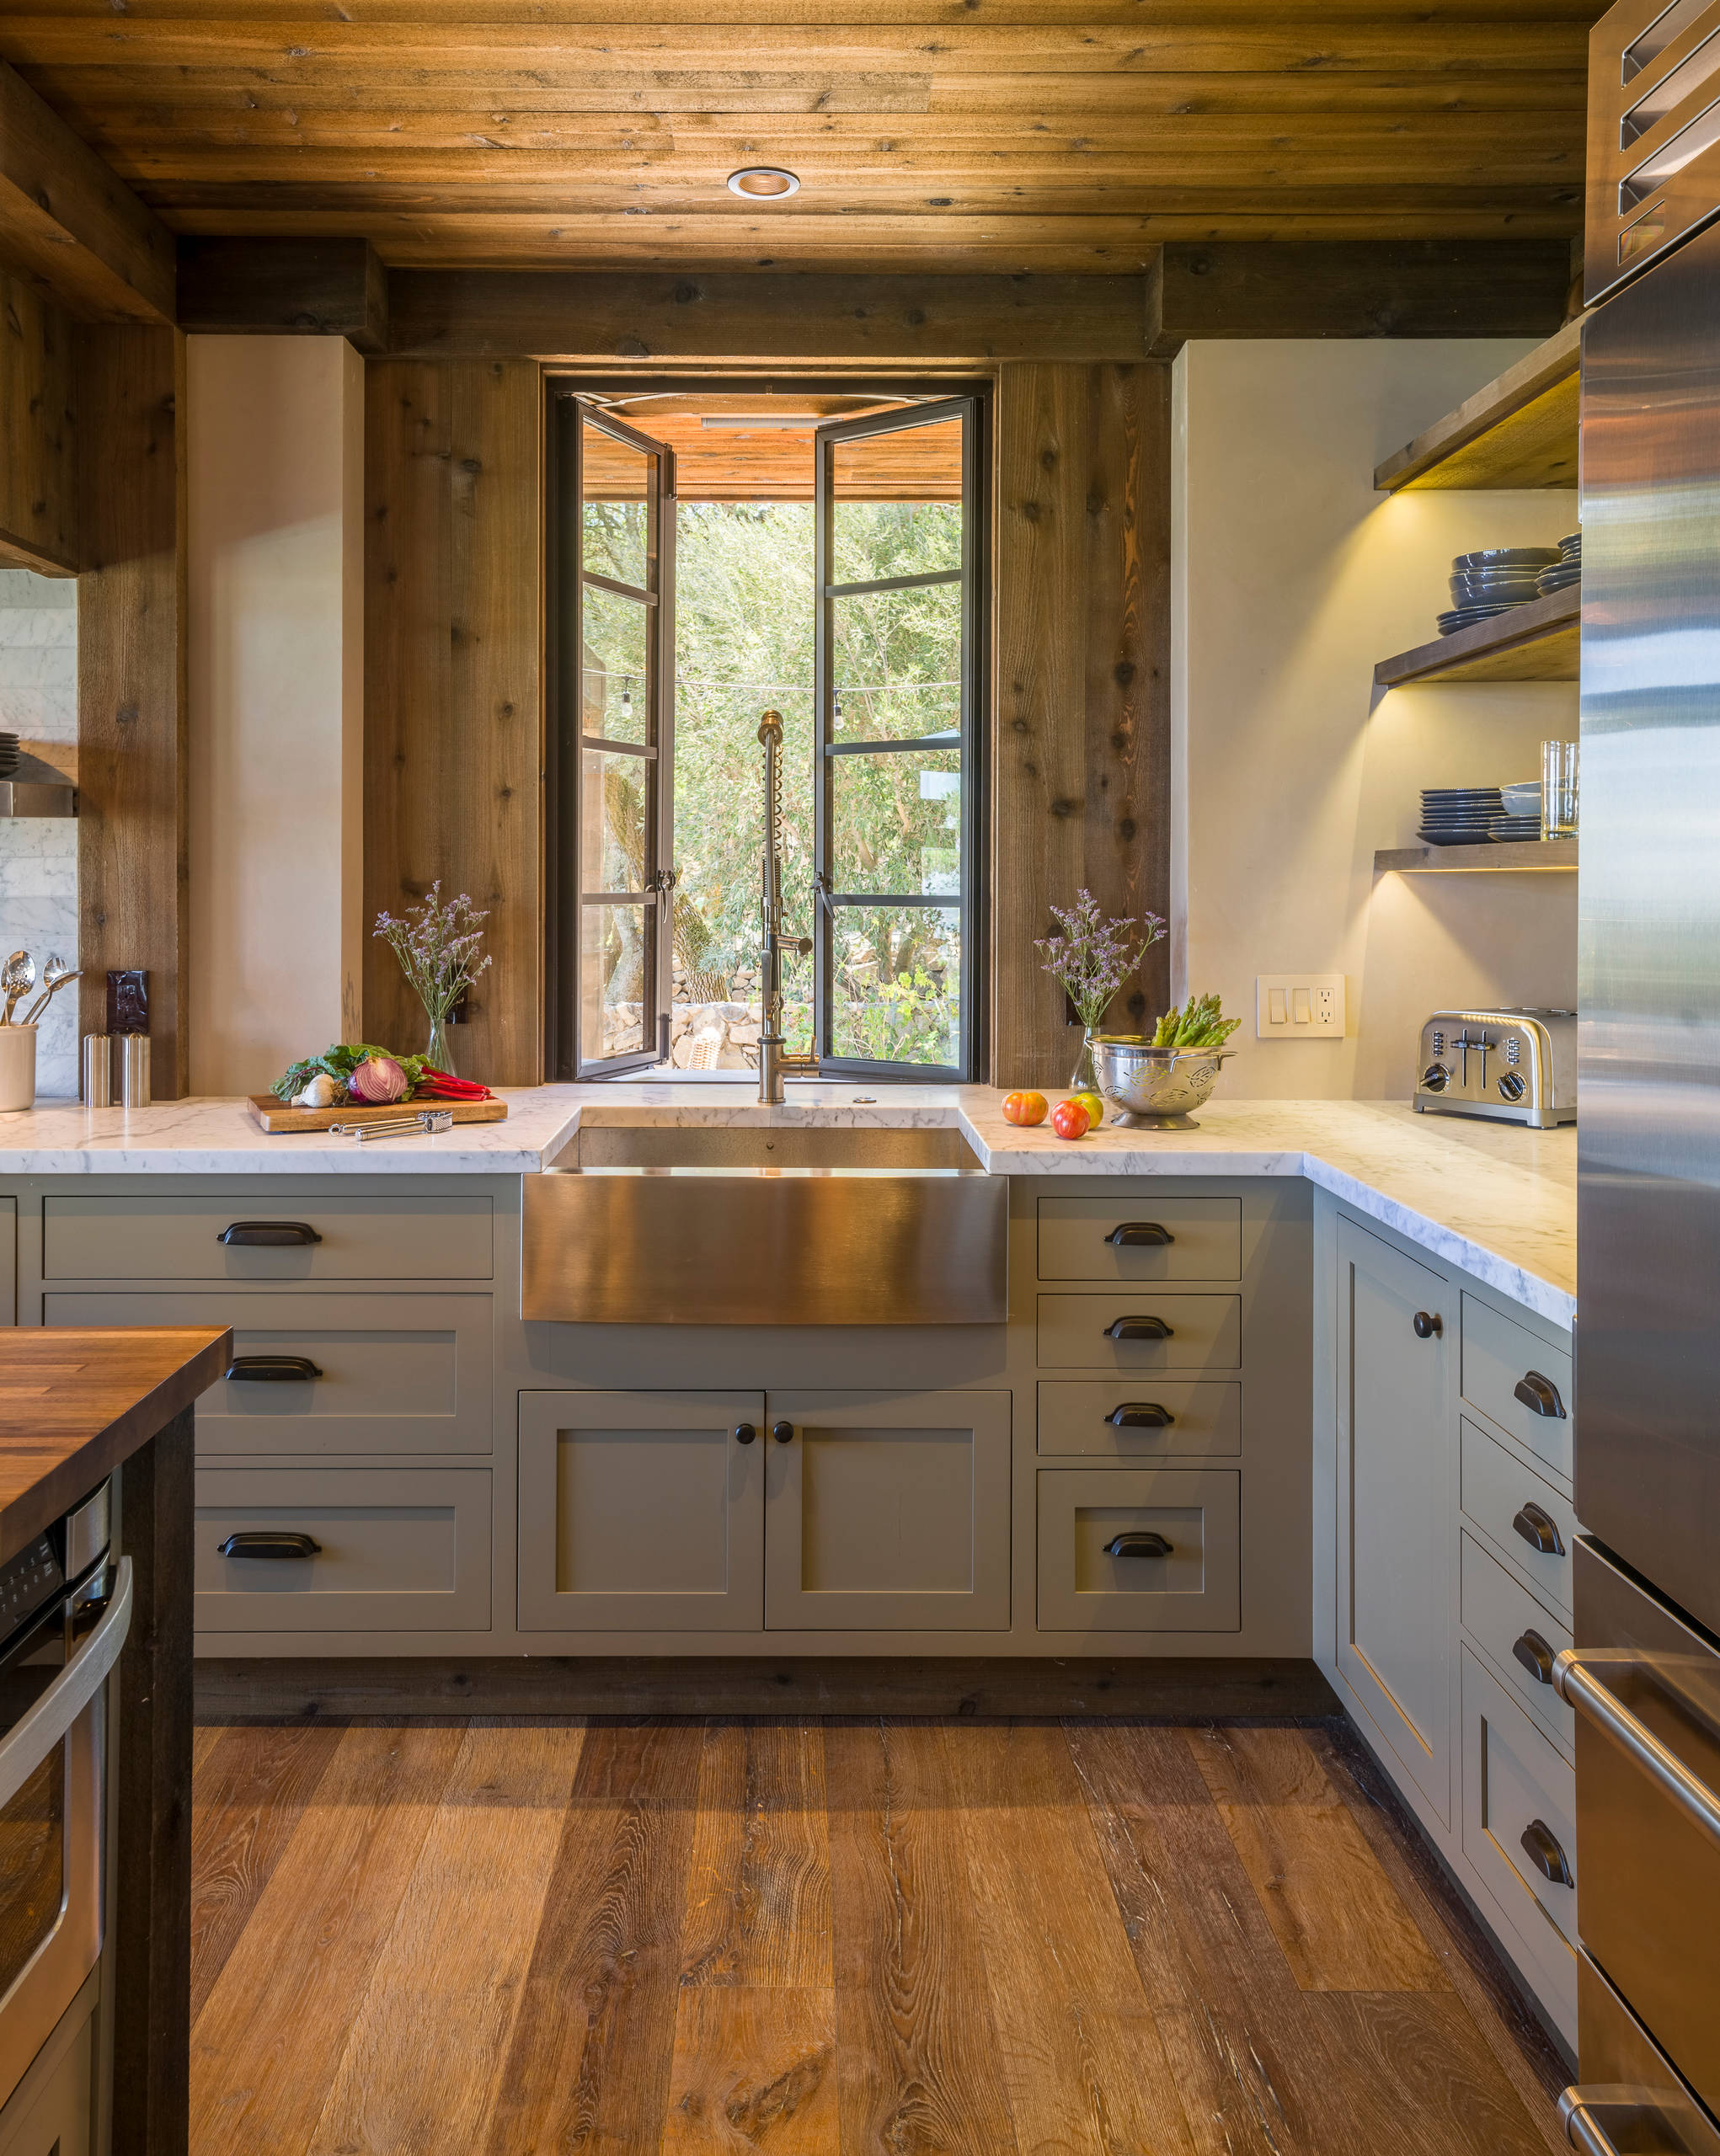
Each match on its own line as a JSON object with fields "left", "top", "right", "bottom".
{"left": 0, "top": 3, "right": 1604, "bottom": 275}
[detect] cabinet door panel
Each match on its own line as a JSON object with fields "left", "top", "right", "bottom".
{"left": 1338, "top": 1219, "right": 1455, "bottom": 1823}
{"left": 764, "top": 1390, "right": 1010, "bottom": 1630}
{"left": 518, "top": 1390, "right": 764, "bottom": 1631}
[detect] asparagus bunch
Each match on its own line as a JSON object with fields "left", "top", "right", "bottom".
{"left": 1151, "top": 993, "right": 1241, "bottom": 1050}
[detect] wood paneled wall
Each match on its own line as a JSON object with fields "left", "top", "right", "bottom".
{"left": 0, "top": 272, "right": 77, "bottom": 574}
{"left": 361, "top": 355, "right": 1171, "bottom": 1089}
{"left": 363, "top": 358, "right": 542, "bottom": 1084}
{"left": 76, "top": 325, "right": 190, "bottom": 1095}
{"left": 992, "top": 361, "right": 1172, "bottom": 1089}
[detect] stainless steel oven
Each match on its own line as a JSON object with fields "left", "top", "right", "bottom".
{"left": 0, "top": 1481, "right": 128, "bottom": 2112}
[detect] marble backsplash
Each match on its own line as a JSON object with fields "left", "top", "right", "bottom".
{"left": 0, "top": 569, "right": 77, "bottom": 1099}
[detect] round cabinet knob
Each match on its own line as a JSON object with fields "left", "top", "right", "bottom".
{"left": 772, "top": 1420, "right": 795, "bottom": 1444}
{"left": 1420, "top": 1062, "right": 1450, "bottom": 1093}
{"left": 1498, "top": 1070, "right": 1527, "bottom": 1103}
{"left": 1413, "top": 1310, "right": 1444, "bottom": 1339}
{"left": 734, "top": 1422, "right": 756, "bottom": 1445}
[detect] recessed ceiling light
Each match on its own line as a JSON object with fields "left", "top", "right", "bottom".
{"left": 727, "top": 166, "right": 799, "bottom": 199}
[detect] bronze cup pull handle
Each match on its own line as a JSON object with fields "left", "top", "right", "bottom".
{"left": 1519, "top": 1818, "right": 1574, "bottom": 1888}
{"left": 1513, "top": 1502, "right": 1566, "bottom": 1558}
{"left": 1103, "top": 1531, "right": 1172, "bottom": 1560}
{"left": 1514, "top": 1370, "right": 1567, "bottom": 1419}
{"left": 1104, "top": 1315, "right": 1173, "bottom": 1342}
{"left": 1105, "top": 1222, "right": 1174, "bottom": 1247}
{"left": 216, "top": 1531, "right": 322, "bottom": 1561}
{"left": 217, "top": 1219, "right": 323, "bottom": 1246}
{"left": 1106, "top": 1402, "right": 1175, "bottom": 1428}
{"left": 1512, "top": 1630, "right": 1557, "bottom": 1686}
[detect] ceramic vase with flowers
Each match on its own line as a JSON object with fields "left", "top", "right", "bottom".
{"left": 373, "top": 882, "right": 493, "bottom": 1075}
{"left": 1035, "top": 890, "right": 1167, "bottom": 1090}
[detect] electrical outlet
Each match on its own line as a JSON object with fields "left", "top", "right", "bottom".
{"left": 1256, "top": 974, "right": 1346, "bottom": 1040}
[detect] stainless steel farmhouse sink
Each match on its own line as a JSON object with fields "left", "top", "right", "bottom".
{"left": 522, "top": 1115, "right": 1006, "bottom": 1325}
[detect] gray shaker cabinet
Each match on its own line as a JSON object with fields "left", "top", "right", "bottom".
{"left": 764, "top": 1389, "right": 1011, "bottom": 1631}
{"left": 517, "top": 1386, "right": 1012, "bottom": 1635}
{"left": 1335, "top": 1216, "right": 1456, "bottom": 1826}
{"left": 518, "top": 1390, "right": 767, "bottom": 1631}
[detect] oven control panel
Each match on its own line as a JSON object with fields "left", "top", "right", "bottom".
{"left": 0, "top": 1535, "right": 64, "bottom": 1654}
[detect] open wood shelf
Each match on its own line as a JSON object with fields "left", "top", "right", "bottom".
{"left": 1374, "top": 320, "right": 1581, "bottom": 493}
{"left": 1374, "top": 582, "right": 1579, "bottom": 687}
{"left": 1375, "top": 839, "right": 1577, "bottom": 874}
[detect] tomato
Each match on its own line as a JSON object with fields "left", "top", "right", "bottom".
{"left": 1001, "top": 1090, "right": 1049, "bottom": 1127}
{"left": 1071, "top": 1089, "right": 1105, "bottom": 1130}
{"left": 1050, "top": 1097, "right": 1091, "bottom": 1140}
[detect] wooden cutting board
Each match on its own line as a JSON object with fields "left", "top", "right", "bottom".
{"left": 246, "top": 1094, "right": 509, "bottom": 1134}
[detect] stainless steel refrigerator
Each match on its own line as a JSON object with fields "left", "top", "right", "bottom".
{"left": 1561, "top": 6, "right": 1720, "bottom": 2148}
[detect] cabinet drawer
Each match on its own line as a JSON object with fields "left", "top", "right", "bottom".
{"left": 42, "top": 1192, "right": 493, "bottom": 1283}
{"left": 1036, "top": 1380, "right": 1241, "bottom": 1460}
{"left": 1036, "top": 1196, "right": 1242, "bottom": 1283}
{"left": 1460, "top": 1417, "right": 1574, "bottom": 1618}
{"left": 1036, "top": 1294, "right": 1242, "bottom": 1373}
{"left": 1460, "top": 1294, "right": 1573, "bottom": 1481}
{"left": 45, "top": 1291, "right": 494, "bottom": 1455}
{"left": 1036, "top": 1469, "right": 1239, "bottom": 1631}
{"left": 194, "top": 1468, "right": 491, "bottom": 1632}
{"left": 1460, "top": 1530, "right": 1573, "bottom": 1754}
{"left": 1460, "top": 1646, "right": 1578, "bottom": 2033}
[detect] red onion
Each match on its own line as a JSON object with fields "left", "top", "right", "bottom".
{"left": 349, "top": 1053, "right": 408, "bottom": 1104}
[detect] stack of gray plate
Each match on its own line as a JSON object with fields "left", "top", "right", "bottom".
{"left": 0, "top": 734, "right": 18, "bottom": 780}
{"left": 1537, "top": 531, "right": 1581, "bottom": 597}
{"left": 1438, "top": 547, "right": 1562, "bottom": 635}
{"left": 1419, "top": 787, "right": 1541, "bottom": 845}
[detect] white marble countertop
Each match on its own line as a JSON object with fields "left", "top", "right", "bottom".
{"left": 0, "top": 1084, "right": 1576, "bottom": 1326}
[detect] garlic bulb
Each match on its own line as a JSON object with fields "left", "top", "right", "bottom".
{"left": 293, "top": 1073, "right": 345, "bottom": 1109}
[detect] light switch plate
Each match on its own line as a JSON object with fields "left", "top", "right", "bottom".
{"left": 1256, "top": 973, "right": 1346, "bottom": 1039}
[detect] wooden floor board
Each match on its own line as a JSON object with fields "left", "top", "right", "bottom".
{"left": 946, "top": 1721, "right": 1196, "bottom": 2156}
{"left": 663, "top": 1984, "right": 840, "bottom": 2154}
{"left": 1188, "top": 1723, "right": 1447, "bottom": 1993}
{"left": 1311, "top": 1720, "right": 1568, "bottom": 2144}
{"left": 190, "top": 1721, "right": 344, "bottom": 2025}
{"left": 305, "top": 1719, "right": 581, "bottom": 2156}
{"left": 480, "top": 1717, "right": 704, "bottom": 2156}
{"left": 189, "top": 1722, "right": 464, "bottom": 2156}
{"left": 825, "top": 1719, "right": 1022, "bottom": 2156}
{"left": 187, "top": 1714, "right": 1566, "bottom": 2156}
{"left": 1065, "top": 1719, "right": 1326, "bottom": 2156}
{"left": 681, "top": 1718, "right": 832, "bottom": 1991}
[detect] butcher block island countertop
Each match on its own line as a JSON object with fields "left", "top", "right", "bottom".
{"left": 0, "top": 1325, "right": 229, "bottom": 1563}
{"left": 0, "top": 1323, "right": 230, "bottom": 2154}
{"left": 0, "top": 1086, "right": 1575, "bottom": 1324}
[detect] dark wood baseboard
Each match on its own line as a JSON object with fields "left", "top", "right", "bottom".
{"left": 195, "top": 1653, "right": 1339, "bottom": 1722}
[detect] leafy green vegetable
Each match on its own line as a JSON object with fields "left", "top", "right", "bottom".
{"left": 1151, "top": 994, "right": 1241, "bottom": 1051}
{"left": 271, "top": 1043, "right": 430, "bottom": 1103}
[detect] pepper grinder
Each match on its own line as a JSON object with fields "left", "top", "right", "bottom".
{"left": 108, "top": 970, "right": 150, "bottom": 1108}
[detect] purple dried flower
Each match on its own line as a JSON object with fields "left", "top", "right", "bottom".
{"left": 374, "top": 881, "right": 493, "bottom": 1026}
{"left": 1034, "top": 889, "right": 1166, "bottom": 1030}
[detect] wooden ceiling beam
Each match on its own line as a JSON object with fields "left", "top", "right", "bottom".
{"left": 0, "top": 19, "right": 1590, "bottom": 70}
{"left": 176, "top": 234, "right": 388, "bottom": 349}
{"left": 0, "top": 60, "right": 174, "bottom": 320}
{"left": 388, "top": 268, "right": 1151, "bottom": 360}
{"left": 1145, "top": 239, "right": 1573, "bottom": 355}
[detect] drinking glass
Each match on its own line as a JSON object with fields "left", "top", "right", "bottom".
{"left": 1541, "top": 739, "right": 1578, "bottom": 839}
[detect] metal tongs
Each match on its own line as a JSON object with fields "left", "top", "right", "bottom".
{"left": 326, "top": 1108, "right": 455, "bottom": 1143}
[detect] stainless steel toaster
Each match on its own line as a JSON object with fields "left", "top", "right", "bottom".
{"left": 1413, "top": 1008, "right": 1576, "bottom": 1129}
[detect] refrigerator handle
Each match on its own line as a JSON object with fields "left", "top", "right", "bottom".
{"left": 1555, "top": 1647, "right": 1720, "bottom": 1854}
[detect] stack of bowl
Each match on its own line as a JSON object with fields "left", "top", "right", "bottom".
{"left": 1537, "top": 532, "right": 1581, "bottom": 597}
{"left": 1437, "top": 547, "right": 1562, "bottom": 636}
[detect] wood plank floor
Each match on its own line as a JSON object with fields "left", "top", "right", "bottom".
{"left": 189, "top": 1715, "right": 1569, "bottom": 2156}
